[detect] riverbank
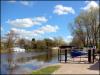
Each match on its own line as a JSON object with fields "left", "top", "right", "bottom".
{"left": 30, "top": 60, "right": 99, "bottom": 74}
{"left": 32, "top": 65, "right": 60, "bottom": 74}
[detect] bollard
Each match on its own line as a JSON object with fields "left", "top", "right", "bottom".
{"left": 92, "top": 49, "right": 95, "bottom": 63}
{"left": 88, "top": 49, "right": 91, "bottom": 63}
{"left": 65, "top": 50, "right": 67, "bottom": 63}
{"left": 58, "top": 49, "right": 59, "bottom": 61}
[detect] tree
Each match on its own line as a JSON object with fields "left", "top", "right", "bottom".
{"left": 70, "top": 7, "right": 99, "bottom": 48}
{"left": 5, "top": 30, "right": 18, "bottom": 70}
{"left": 36, "top": 40, "right": 46, "bottom": 52}
{"left": 6, "top": 30, "right": 18, "bottom": 50}
{"left": 44, "top": 38, "right": 54, "bottom": 48}
{"left": 31, "top": 38, "right": 37, "bottom": 49}
{"left": 24, "top": 39, "right": 32, "bottom": 50}
{"left": 32, "top": 38, "right": 35, "bottom": 42}
{"left": 53, "top": 37, "right": 65, "bottom": 46}
{"left": 18, "top": 38, "right": 32, "bottom": 50}
{"left": 18, "top": 38, "right": 25, "bottom": 48}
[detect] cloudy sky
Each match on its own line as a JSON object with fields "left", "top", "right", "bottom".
{"left": 1, "top": 1, "right": 99, "bottom": 43}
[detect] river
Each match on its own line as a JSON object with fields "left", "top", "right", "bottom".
{"left": 1, "top": 51, "right": 61, "bottom": 74}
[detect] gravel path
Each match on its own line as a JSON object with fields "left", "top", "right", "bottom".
{"left": 53, "top": 58, "right": 99, "bottom": 74}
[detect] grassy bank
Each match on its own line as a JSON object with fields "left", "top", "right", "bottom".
{"left": 32, "top": 65, "right": 60, "bottom": 74}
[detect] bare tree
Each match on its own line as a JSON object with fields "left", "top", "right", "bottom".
{"left": 70, "top": 7, "right": 99, "bottom": 48}
{"left": 6, "top": 30, "right": 18, "bottom": 72}
{"left": 6, "top": 30, "right": 18, "bottom": 51}
{"left": 18, "top": 38, "right": 25, "bottom": 48}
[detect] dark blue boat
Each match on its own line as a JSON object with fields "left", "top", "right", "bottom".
{"left": 70, "top": 50, "right": 88, "bottom": 58}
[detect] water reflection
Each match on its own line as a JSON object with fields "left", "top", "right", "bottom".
{"left": 1, "top": 50, "right": 59, "bottom": 74}
{"left": 6, "top": 49, "right": 16, "bottom": 74}
{"left": 16, "top": 52, "right": 53, "bottom": 63}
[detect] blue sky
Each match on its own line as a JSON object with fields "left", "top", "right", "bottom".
{"left": 1, "top": 1, "right": 99, "bottom": 43}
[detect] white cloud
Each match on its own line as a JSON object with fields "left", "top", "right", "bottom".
{"left": 48, "top": 37, "right": 54, "bottom": 40}
{"left": 20, "top": 1, "right": 31, "bottom": 6}
{"left": 67, "top": 35, "right": 73, "bottom": 39}
{"left": 65, "top": 35, "right": 73, "bottom": 43}
{"left": 33, "top": 17, "right": 48, "bottom": 23}
{"left": 33, "top": 29, "right": 44, "bottom": 34}
{"left": 8, "top": 1, "right": 33, "bottom": 6}
{"left": 82, "top": 1, "right": 99, "bottom": 10}
{"left": 7, "top": 17, "right": 48, "bottom": 28}
{"left": 11, "top": 28, "right": 37, "bottom": 36}
{"left": 40, "top": 25, "right": 59, "bottom": 32}
{"left": 9, "top": 25, "right": 59, "bottom": 40}
{"left": 10, "top": 28, "right": 37, "bottom": 40}
{"left": 7, "top": 18, "right": 34, "bottom": 28}
{"left": 33, "top": 25, "right": 59, "bottom": 34}
{"left": 54, "top": 5, "right": 75, "bottom": 15}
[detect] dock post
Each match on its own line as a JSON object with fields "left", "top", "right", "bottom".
{"left": 59, "top": 49, "right": 61, "bottom": 62}
{"left": 65, "top": 50, "right": 67, "bottom": 63}
{"left": 58, "top": 49, "right": 59, "bottom": 61}
{"left": 92, "top": 49, "right": 95, "bottom": 63}
{"left": 88, "top": 49, "right": 91, "bottom": 63}
{"left": 58, "top": 48, "right": 60, "bottom": 61}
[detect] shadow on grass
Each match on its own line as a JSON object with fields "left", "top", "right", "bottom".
{"left": 88, "top": 61, "right": 100, "bottom": 70}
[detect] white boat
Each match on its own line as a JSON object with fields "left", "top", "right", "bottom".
{"left": 12, "top": 47, "right": 25, "bottom": 53}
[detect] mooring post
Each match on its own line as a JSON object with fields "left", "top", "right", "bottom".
{"left": 58, "top": 48, "right": 59, "bottom": 61}
{"left": 58, "top": 49, "right": 59, "bottom": 61}
{"left": 88, "top": 49, "right": 91, "bottom": 63}
{"left": 59, "top": 49, "right": 61, "bottom": 62}
{"left": 92, "top": 49, "right": 95, "bottom": 63}
{"left": 65, "top": 49, "right": 67, "bottom": 63}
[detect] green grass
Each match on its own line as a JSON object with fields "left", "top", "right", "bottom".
{"left": 32, "top": 65, "right": 60, "bottom": 74}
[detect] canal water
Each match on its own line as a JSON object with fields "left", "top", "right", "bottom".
{"left": 1, "top": 51, "right": 63, "bottom": 74}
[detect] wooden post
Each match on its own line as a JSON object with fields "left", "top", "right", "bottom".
{"left": 88, "top": 49, "right": 91, "bottom": 63}
{"left": 65, "top": 50, "right": 67, "bottom": 63}
{"left": 59, "top": 49, "right": 61, "bottom": 62}
{"left": 58, "top": 49, "right": 59, "bottom": 61}
{"left": 58, "top": 48, "right": 59, "bottom": 61}
{"left": 92, "top": 49, "right": 95, "bottom": 63}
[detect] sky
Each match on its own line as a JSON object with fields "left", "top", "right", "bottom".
{"left": 1, "top": 1, "right": 99, "bottom": 43}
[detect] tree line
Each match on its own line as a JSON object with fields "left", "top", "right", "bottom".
{"left": 1, "top": 30, "right": 66, "bottom": 52}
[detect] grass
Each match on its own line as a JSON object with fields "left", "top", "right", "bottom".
{"left": 32, "top": 65, "right": 60, "bottom": 74}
